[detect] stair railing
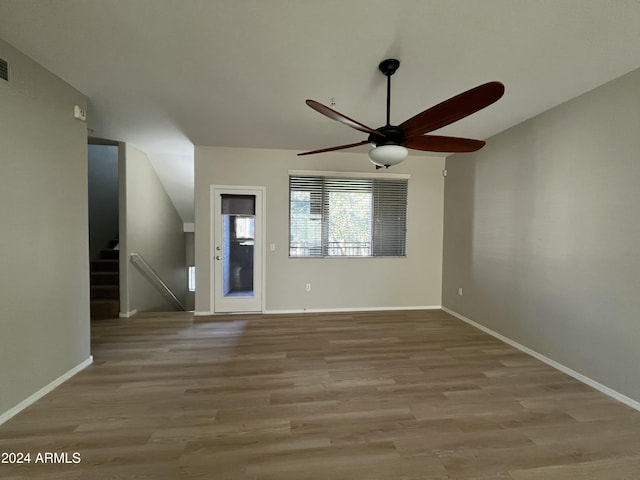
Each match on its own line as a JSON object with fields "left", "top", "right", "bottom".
{"left": 130, "top": 253, "right": 186, "bottom": 311}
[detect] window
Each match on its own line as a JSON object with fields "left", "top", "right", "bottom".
{"left": 234, "top": 216, "right": 254, "bottom": 244}
{"left": 289, "top": 173, "right": 408, "bottom": 257}
{"left": 188, "top": 266, "right": 196, "bottom": 292}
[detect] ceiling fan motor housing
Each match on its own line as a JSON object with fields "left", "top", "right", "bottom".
{"left": 368, "top": 125, "right": 405, "bottom": 147}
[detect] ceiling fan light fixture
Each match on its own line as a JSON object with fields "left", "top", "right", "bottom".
{"left": 368, "top": 144, "right": 408, "bottom": 168}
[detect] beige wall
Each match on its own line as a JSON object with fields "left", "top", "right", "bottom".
{"left": 0, "top": 39, "right": 91, "bottom": 417}
{"left": 120, "top": 143, "right": 187, "bottom": 313}
{"left": 194, "top": 147, "right": 444, "bottom": 313}
{"left": 442, "top": 68, "right": 640, "bottom": 402}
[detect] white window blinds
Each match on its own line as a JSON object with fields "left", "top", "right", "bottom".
{"left": 289, "top": 174, "right": 408, "bottom": 257}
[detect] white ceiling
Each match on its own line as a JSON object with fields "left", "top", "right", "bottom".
{"left": 1, "top": 0, "right": 639, "bottom": 223}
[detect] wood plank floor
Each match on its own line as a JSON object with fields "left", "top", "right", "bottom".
{"left": 1, "top": 309, "right": 640, "bottom": 479}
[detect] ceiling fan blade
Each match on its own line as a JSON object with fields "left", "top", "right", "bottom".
{"left": 306, "top": 100, "right": 382, "bottom": 136}
{"left": 405, "top": 135, "right": 485, "bottom": 153}
{"left": 400, "top": 82, "right": 505, "bottom": 138}
{"left": 298, "top": 140, "right": 370, "bottom": 156}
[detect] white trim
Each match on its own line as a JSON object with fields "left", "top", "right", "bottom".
{"left": 442, "top": 307, "right": 640, "bottom": 413}
{"left": 0, "top": 356, "right": 94, "bottom": 426}
{"left": 195, "top": 306, "right": 440, "bottom": 316}
{"left": 289, "top": 169, "right": 410, "bottom": 180}
{"left": 119, "top": 309, "right": 137, "bottom": 318}
{"left": 264, "top": 305, "right": 441, "bottom": 315}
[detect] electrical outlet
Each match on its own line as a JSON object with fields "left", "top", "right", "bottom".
{"left": 305, "top": 283, "right": 311, "bottom": 292}
{"left": 457, "top": 287, "right": 463, "bottom": 296}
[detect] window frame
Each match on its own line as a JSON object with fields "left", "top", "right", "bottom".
{"left": 288, "top": 170, "right": 410, "bottom": 259}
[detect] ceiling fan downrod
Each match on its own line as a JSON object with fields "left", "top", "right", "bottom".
{"left": 367, "top": 58, "right": 405, "bottom": 151}
{"left": 379, "top": 58, "right": 400, "bottom": 127}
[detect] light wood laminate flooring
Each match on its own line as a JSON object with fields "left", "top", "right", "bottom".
{"left": 1, "top": 309, "right": 640, "bottom": 479}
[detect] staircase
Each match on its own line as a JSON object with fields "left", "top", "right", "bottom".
{"left": 90, "top": 238, "right": 119, "bottom": 319}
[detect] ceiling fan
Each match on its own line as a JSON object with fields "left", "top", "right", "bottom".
{"left": 299, "top": 58, "right": 505, "bottom": 168}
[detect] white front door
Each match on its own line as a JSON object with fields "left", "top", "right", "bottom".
{"left": 212, "top": 186, "right": 264, "bottom": 313}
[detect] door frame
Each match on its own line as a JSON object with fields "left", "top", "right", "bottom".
{"left": 210, "top": 185, "right": 266, "bottom": 313}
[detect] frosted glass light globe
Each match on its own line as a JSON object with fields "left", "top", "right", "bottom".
{"left": 368, "top": 145, "right": 408, "bottom": 168}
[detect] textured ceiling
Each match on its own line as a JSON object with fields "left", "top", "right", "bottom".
{"left": 1, "top": 0, "right": 639, "bottom": 222}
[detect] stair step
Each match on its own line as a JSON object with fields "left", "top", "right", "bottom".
{"left": 100, "top": 249, "right": 119, "bottom": 260}
{"left": 91, "top": 285, "right": 119, "bottom": 300}
{"left": 91, "top": 259, "right": 119, "bottom": 273}
{"left": 91, "top": 271, "right": 119, "bottom": 285}
{"left": 91, "top": 299, "right": 119, "bottom": 319}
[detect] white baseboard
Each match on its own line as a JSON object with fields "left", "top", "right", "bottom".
{"left": 264, "top": 305, "right": 442, "bottom": 315}
{"left": 0, "top": 356, "right": 94, "bottom": 426}
{"left": 119, "top": 309, "right": 137, "bottom": 318}
{"left": 196, "top": 306, "right": 441, "bottom": 316}
{"left": 442, "top": 307, "right": 640, "bottom": 413}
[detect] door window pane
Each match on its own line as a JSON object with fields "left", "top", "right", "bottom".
{"left": 221, "top": 195, "right": 255, "bottom": 297}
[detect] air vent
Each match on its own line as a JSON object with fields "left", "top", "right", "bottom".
{"left": 0, "top": 58, "right": 8, "bottom": 81}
